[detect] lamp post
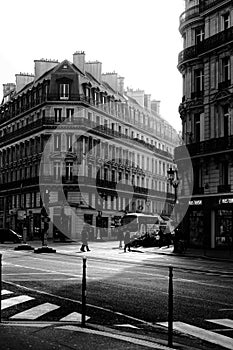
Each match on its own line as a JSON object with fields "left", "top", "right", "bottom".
{"left": 167, "top": 167, "right": 180, "bottom": 219}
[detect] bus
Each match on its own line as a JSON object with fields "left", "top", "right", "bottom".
{"left": 121, "top": 213, "right": 164, "bottom": 239}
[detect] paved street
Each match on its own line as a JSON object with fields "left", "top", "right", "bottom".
{"left": 0, "top": 240, "right": 233, "bottom": 349}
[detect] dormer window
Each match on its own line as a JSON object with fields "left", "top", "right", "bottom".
{"left": 59, "top": 83, "right": 69, "bottom": 100}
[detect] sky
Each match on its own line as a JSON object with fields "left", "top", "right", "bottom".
{"left": 0, "top": 0, "right": 184, "bottom": 131}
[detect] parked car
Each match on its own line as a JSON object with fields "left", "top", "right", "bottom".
{"left": 0, "top": 228, "right": 22, "bottom": 243}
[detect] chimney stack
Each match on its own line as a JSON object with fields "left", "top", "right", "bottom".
{"left": 34, "top": 58, "right": 58, "bottom": 79}
{"left": 15, "top": 73, "right": 35, "bottom": 93}
{"left": 151, "top": 100, "right": 160, "bottom": 114}
{"left": 117, "top": 76, "right": 125, "bottom": 94}
{"left": 102, "top": 72, "right": 118, "bottom": 92}
{"left": 85, "top": 61, "right": 102, "bottom": 83}
{"left": 3, "top": 83, "right": 16, "bottom": 98}
{"left": 73, "top": 51, "right": 85, "bottom": 73}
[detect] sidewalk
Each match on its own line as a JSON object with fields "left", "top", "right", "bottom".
{"left": 26, "top": 239, "right": 233, "bottom": 263}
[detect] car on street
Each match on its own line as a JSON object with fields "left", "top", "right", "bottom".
{"left": 0, "top": 228, "right": 23, "bottom": 243}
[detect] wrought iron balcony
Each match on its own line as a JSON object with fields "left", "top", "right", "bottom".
{"left": 178, "top": 26, "right": 233, "bottom": 69}
{"left": 217, "top": 184, "right": 231, "bottom": 193}
{"left": 175, "top": 134, "right": 233, "bottom": 160}
{"left": 199, "top": 0, "right": 230, "bottom": 13}
{"left": 179, "top": 5, "right": 200, "bottom": 31}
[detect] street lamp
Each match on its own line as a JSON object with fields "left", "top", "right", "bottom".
{"left": 167, "top": 167, "right": 180, "bottom": 206}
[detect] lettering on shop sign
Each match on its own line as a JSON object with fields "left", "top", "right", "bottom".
{"left": 189, "top": 200, "right": 202, "bottom": 205}
{"left": 219, "top": 198, "right": 233, "bottom": 204}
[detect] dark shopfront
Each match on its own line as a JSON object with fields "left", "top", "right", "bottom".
{"left": 184, "top": 197, "right": 233, "bottom": 250}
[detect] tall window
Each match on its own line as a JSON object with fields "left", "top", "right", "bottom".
{"left": 54, "top": 134, "right": 61, "bottom": 151}
{"left": 194, "top": 113, "right": 200, "bottom": 142}
{"left": 66, "top": 134, "right": 73, "bottom": 151}
{"left": 65, "top": 162, "right": 73, "bottom": 180}
{"left": 59, "top": 83, "right": 69, "bottom": 100}
{"left": 195, "top": 27, "right": 204, "bottom": 44}
{"left": 66, "top": 108, "right": 74, "bottom": 122}
{"left": 222, "top": 12, "right": 230, "bottom": 31}
{"left": 54, "top": 161, "right": 61, "bottom": 180}
{"left": 223, "top": 105, "right": 230, "bottom": 137}
{"left": 194, "top": 68, "right": 204, "bottom": 95}
{"left": 222, "top": 57, "right": 230, "bottom": 82}
{"left": 219, "top": 161, "right": 228, "bottom": 186}
{"left": 55, "top": 108, "right": 62, "bottom": 123}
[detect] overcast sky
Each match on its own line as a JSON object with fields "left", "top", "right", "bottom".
{"left": 0, "top": 0, "right": 184, "bottom": 131}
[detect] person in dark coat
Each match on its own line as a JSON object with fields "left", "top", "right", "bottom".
{"left": 118, "top": 228, "right": 124, "bottom": 248}
{"left": 80, "top": 225, "right": 90, "bottom": 252}
{"left": 124, "top": 230, "right": 131, "bottom": 252}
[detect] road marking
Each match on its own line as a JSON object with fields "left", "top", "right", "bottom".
{"left": 158, "top": 321, "right": 233, "bottom": 350}
{"left": 57, "top": 325, "right": 172, "bottom": 349}
{"left": 207, "top": 319, "right": 233, "bottom": 329}
{"left": 1, "top": 289, "right": 13, "bottom": 295}
{"left": 2, "top": 295, "right": 34, "bottom": 310}
{"left": 114, "top": 324, "right": 140, "bottom": 329}
{"left": 60, "top": 312, "right": 90, "bottom": 322}
{"left": 10, "top": 302, "right": 60, "bottom": 320}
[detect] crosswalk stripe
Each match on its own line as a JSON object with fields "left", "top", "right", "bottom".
{"left": 1, "top": 296, "right": 34, "bottom": 310}
{"left": 60, "top": 312, "right": 90, "bottom": 322}
{"left": 207, "top": 319, "right": 233, "bottom": 329}
{"left": 158, "top": 321, "right": 233, "bottom": 350}
{"left": 1, "top": 290, "right": 13, "bottom": 296}
{"left": 10, "top": 303, "right": 60, "bottom": 320}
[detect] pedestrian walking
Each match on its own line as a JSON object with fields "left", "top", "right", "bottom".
{"left": 80, "top": 224, "right": 90, "bottom": 252}
{"left": 118, "top": 228, "right": 124, "bottom": 248}
{"left": 124, "top": 230, "right": 131, "bottom": 252}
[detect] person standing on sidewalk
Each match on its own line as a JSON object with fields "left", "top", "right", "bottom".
{"left": 118, "top": 227, "right": 124, "bottom": 249}
{"left": 80, "top": 224, "right": 90, "bottom": 252}
{"left": 124, "top": 230, "right": 131, "bottom": 252}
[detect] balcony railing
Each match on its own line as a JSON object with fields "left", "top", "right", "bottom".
{"left": 178, "top": 26, "right": 233, "bottom": 68}
{"left": 175, "top": 134, "right": 233, "bottom": 160}
{"left": 179, "top": 5, "right": 200, "bottom": 28}
{"left": 199, "top": 0, "right": 230, "bottom": 12}
{"left": 218, "top": 184, "right": 231, "bottom": 193}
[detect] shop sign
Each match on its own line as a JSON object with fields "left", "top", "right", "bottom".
{"left": 189, "top": 200, "right": 202, "bottom": 205}
{"left": 17, "top": 210, "right": 26, "bottom": 220}
{"left": 219, "top": 198, "right": 233, "bottom": 204}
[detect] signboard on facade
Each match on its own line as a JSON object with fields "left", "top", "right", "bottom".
{"left": 189, "top": 200, "right": 202, "bottom": 205}
{"left": 219, "top": 198, "right": 233, "bottom": 204}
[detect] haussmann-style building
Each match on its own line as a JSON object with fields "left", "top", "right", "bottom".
{"left": 0, "top": 51, "right": 179, "bottom": 241}
{"left": 176, "top": 0, "right": 233, "bottom": 250}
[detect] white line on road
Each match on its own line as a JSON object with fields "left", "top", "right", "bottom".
{"left": 2, "top": 295, "right": 34, "bottom": 310}
{"left": 60, "top": 312, "right": 90, "bottom": 322}
{"left": 10, "top": 302, "right": 60, "bottom": 320}
{"left": 57, "top": 325, "right": 173, "bottom": 350}
{"left": 206, "top": 319, "right": 233, "bottom": 329}
{"left": 158, "top": 321, "right": 233, "bottom": 350}
{"left": 1, "top": 289, "right": 13, "bottom": 295}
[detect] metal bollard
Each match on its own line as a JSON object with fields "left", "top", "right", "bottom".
{"left": 0, "top": 254, "right": 2, "bottom": 323}
{"left": 81, "top": 257, "right": 87, "bottom": 327}
{"left": 168, "top": 266, "right": 173, "bottom": 347}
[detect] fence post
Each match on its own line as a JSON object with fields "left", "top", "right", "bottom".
{"left": 168, "top": 266, "right": 173, "bottom": 347}
{"left": 81, "top": 257, "right": 87, "bottom": 327}
{"left": 0, "top": 254, "right": 2, "bottom": 323}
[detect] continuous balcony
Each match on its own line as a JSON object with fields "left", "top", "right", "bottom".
{"left": 179, "top": 5, "right": 200, "bottom": 32}
{"left": 178, "top": 26, "right": 233, "bottom": 69}
{"left": 199, "top": 0, "right": 231, "bottom": 13}
{"left": 175, "top": 135, "right": 233, "bottom": 161}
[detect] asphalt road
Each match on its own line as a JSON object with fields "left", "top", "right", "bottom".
{"left": 1, "top": 244, "right": 233, "bottom": 350}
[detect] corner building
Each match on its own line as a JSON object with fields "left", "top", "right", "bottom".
{"left": 176, "top": 0, "right": 233, "bottom": 249}
{"left": 0, "top": 52, "right": 178, "bottom": 241}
